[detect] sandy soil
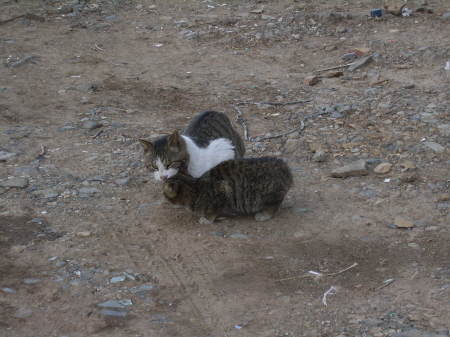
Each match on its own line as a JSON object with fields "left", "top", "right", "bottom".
{"left": 1, "top": 0, "right": 450, "bottom": 336}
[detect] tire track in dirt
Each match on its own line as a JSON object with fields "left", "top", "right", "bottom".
{"left": 147, "top": 231, "right": 220, "bottom": 335}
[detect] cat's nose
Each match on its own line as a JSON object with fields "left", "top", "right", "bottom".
{"left": 160, "top": 175, "right": 168, "bottom": 181}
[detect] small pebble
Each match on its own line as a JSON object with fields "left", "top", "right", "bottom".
{"left": 23, "top": 278, "right": 41, "bottom": 284}
{"left": 110, "top": 276, "right": 126, "bottom": 284}
{"left": 100, "top": 309, "right": 127, "bottom": 317}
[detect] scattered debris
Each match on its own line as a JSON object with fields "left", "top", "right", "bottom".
{"left": 322, "top": 286, "right": 338, "bottom": 306}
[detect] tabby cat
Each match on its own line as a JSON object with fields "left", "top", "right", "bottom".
{"left": 139, "top": 110, "right": 245, "bottom": 181}
{"left": 162, "top": 157, "right": 293, "bottom": 224}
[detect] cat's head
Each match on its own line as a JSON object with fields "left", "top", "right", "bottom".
{"left": 139, "top": 130, "right": 189, "bottom": 181}
{"left": 162, "top": 177, "right": 193, "bottom": 209}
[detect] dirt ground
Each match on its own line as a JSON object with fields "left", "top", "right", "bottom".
{"left": 1, "top": 0, "right": 450, "bottom": 336}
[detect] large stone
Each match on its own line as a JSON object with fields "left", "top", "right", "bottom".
{"left": 423, "top": 141, "right": 445, "bottom": 153}
{"left": 303, "top": 75, "right": 319, "bottom": 86}
{"left": 383, "top": 0, "right": 406, "bottom": 15}
{"left": 284, "top": 139, "right": 304, "bottom": 152}
{"left": 394, "top": 217, "right": 415, "bottom": 228}
{"left": 348, "top": 56, "right": 373, "bottom": 71}
{"left": 0, "top": 177, "right": 29, "bottom": 188}
{"left": 439, "top": 12, "right": 450, "bottom": 21}
{"left": 331, "top": 159, "right": 368, "bottom": 178}
{"left": 316, "top": 12, "right": 344, "bottom": 24}
{"left": 374, "top": 163, "right": 393, "bottom": 174}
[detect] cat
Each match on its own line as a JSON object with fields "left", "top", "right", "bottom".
{"left": 139, "top": 110, "right": 245, "bottom": 181}
{"left": 162, "top": 157, "right": 293, "bottom": 225}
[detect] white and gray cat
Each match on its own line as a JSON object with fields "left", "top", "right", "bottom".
{"left": 162, "top": 157, "right": 293, "bottom": 224}
{"left": 139, "top": 110, "right": 245, "bottom": 181}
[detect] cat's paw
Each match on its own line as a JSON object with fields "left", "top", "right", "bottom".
{"left": 199, "top": 216, "right": 214, "bottom": 225}
{"left": 255, "top": 212, "right": 272, "bottom": 222}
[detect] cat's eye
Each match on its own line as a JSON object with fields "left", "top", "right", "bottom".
{"left": 147, "top": 165, "right": 157, "bottom": 171}
{"left": 168, "top": 161, "right": 181, "bottom": 169}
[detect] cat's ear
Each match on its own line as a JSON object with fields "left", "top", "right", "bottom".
{"left": 163, "top": 181, "right": 179, "bottom": 199}
{"left": 167, "top": 130, "right": 182, "bottom": 151}
{"left": 138, "top": 139, "right": 154, "bottom": 152}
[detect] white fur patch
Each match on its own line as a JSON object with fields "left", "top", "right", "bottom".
{"left": 154, "top": 157, "right": 178, "bottom": 181}
{"left": 182, "top": 136, "right": 235, "bottom": 178}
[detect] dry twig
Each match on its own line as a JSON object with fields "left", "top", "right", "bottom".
{"left": 233, "top": 100, "right": 329, "bottom": 142}
{"left": 314, "top": 62, "right": 355, "bottom": 73}
{"left": 275, "top": 262, "right": 358, "bottom": 282}
{"left": 374, "top": 278, "right": 395, "bottom": 291}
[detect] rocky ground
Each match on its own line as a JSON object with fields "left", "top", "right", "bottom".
{"left": 1, "top": 0, "right": 450, "bottom": 336}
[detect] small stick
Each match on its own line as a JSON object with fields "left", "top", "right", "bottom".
{"left": 314, "top": 62, "right": 355, "bottom": 73}
{"left": 91, "top": 129, "right": 103, "bottom": 139}
{"left": 0, "top": 15, "right": 24, "bottom": 25}
{"left": 88, "top": 44, "right": 106, "bottom": 52}
{"left": 275, "top": 262, "right": 358, "bottom": 282}
{"left": 233, "top": 102, "right": 329, "bottom": 142}
{"left": 95, "top": 44, "right": 106, "bottom": 52}
{"left": 374, "top": 278, "right": 395, "bottom": 291}
{"left": 39, "top": 145, "right": 46, "bottom": 156}
{"left": 410, "top": 270, "right": 419, "bottom": 280}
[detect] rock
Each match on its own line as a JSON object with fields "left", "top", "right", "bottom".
{"left": 56, "top": 261, "right": 67, "bottom": 268}
{"left": 110, "top": 276, "right": 126, "bottom": 284}
{"left": 383, "top": 0, "right": 406, "bottom": 15}
{"left": 100, "top": 309, "right": 127, "bottom": 317}
{"left": 228, "top": 231, "right": 249, "bottom": 239}
{"left": 374, "top": 163, "right": 393, "bottom": 174}
{"left": 284, "top": 139, "right": 303, "bottom": 152}
{"left": 69, "top": 279, "right": 81, "bottom": 286}
{"left": 437, "top": 124, "right": 450, "bottom": 136}
{"left": 10, "top": 55, "right": 38, "bottom": 68}
{"left": 87, "top": 175, "right": 111, "bottom": 182}
{"left": 401, "top": 161, "right": 416, "bottom": 170}
{"left": 68, "top": 83, "right": 94, "bottom": 92}
{"left": 326, "top": 71, "right": 343, "bottom": 78}
{"left": 116, "top": 177, "right": 132, "bottom": 186}
{"left": 130, "top": 285, "right": 155, "bottom": 298}
{"left": 0, "top": 177, "right": 29, "bottom": 188}
{"left": 304, "top": 43, "right": 317, "bottom": 49}
{"left": 439, "top": 12, "right": 450, "bottom": 21}
{"left": 316, "top": 12, "right": 344, "bottom": 24}
{"left": 3, "top": 287, "right": 17, "bottom": 293}
{"left": 335, "top": 26, "right": 347, "bottom": 34}
{"left": 423, "top": 141, "right": 445, "bottom": 153}
{"left": 76, "top": 231, "right": 92, "bottom": 237}
{"left": 98, "top": 300, "right": 126, "bottom": 309}
{"left": 0, "top": 150, "right": 16, "bottom": 160}
{"left": 13, "top": 166, "right": 40, "bottom": 175}
{"left": 330, "top": 111, "right": 344, "bottom": 119}
{"left": 23, "top": 278, "right": 41, "bottom": 284}
{"left": 439, "top": 194, "right": 450, "bottom": 201}
{"left": 394, "top": 217, "right": 415, "bottom": 228}
{"left": 348, "top": 56, "right": 373, "bottom": 71}
{"left": 83, "top": 121, "right": 102, "bottom": 130}
{"left": 331, "top": 159, "right": 368, "bottom": 178}
{"left": 78, "top": 187, "right": 101, "bottom": 197}
{"left": 313, "top": 150, "right": 326, "bottom": 162}
{"left": 303, "top": 75, "right": 319, "bottom": 86}
{"left": 342, "top": 52, "right": 357, "bottom": 61}
{"left": 369, "top": 40, "right": 386, "bottom": 50}
{"left": 43, "top": 192, "right": 59, "bottom": 199}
